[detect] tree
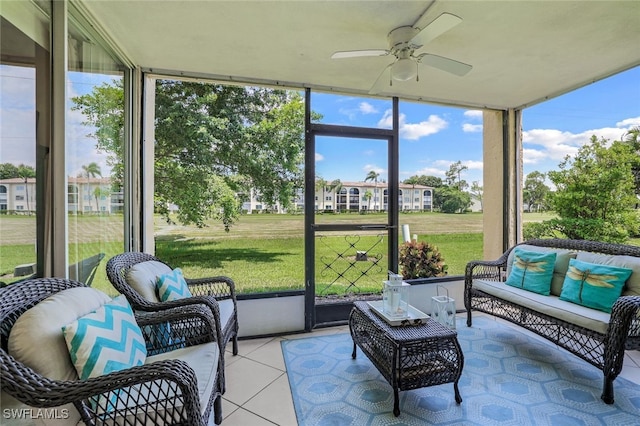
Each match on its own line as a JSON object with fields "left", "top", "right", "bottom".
{"left": 364, "top": 171, "right": 379, "bottom": 210}
{"left": 364, "top": 170, "right": 380, "bottom": 185}
{"left": 622, "top": 126, "right": 640, "bottom": 200}
{"left": 445, "top": 161, "right": 468, "bottom": 191}
{"left": 523, "top": 171, "right": 550, "bottom": 212}
{"left": 16, "top": 164, "right": 36, "bottom": 214}
{"left": 93, "top": 186, "right": 111, "bottom": 213}
{"left": 73, "top": 80, "right": 315, "bottom": 229}
{"left": 363, "top": 189, "right": 373, "bottom": 212}
{"left": 541, "top": 135, "right": 639, "bottom": 242}
{"left": 81, "top": 162, "right": 102, "bottom": 212}
{"left": 315, "top": 176, "right": 327, "bottom": 211}
{"left": 0, "top": 163, "right": 35, "bottom": 180}
{"left": 72, "top": 81, "right": 125, "bottom": 190}
{"left": 329, "top": 179, "right": 343, "bottom": 212}
{"left": 470, "top": 181, "right": 483, "bottom": 211}
{"left": 438, "top": 186, "right": 471, "bottom": 213}
{"left": 403, "top": 175, "right": 443, "bottom": 188}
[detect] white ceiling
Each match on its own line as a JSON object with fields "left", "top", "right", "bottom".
{"left": 80, "top": 0, "right": 640, "bottom": 110}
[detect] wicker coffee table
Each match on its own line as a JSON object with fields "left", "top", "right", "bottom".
{"left": 349, "top": 300, "right": 464, "bottom": 416}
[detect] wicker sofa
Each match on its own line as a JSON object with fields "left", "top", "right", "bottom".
{"left": 464, "top": 239, "right": 640, "bottom": 404}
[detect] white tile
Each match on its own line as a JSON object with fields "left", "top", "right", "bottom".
{"left": 235, "top": 337, "right": 276, "bottom": 356}
{"left": 221, "top": 398, "right": 240, "bottom": 420}
{"left": 243, "top": 374, "right": 297, "bottom": 426}
{"left": 224, "top": 357, "right": 283, "bottom": 406}
{"left": 243, "top": 337, "right": 287, "bottom": 371}
{"left": 221, "top": 407, "right": 279, "bottom": 426}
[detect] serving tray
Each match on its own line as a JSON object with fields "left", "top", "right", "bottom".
{"left": 367, "top": 300, "right": 430, "bottom": 326}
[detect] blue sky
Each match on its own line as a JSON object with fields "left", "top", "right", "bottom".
{"left": 311, "top": 66, "right": 640, "bottom": 187}
{"left": 2, "top": 65, "right": 638, "bottom": 186}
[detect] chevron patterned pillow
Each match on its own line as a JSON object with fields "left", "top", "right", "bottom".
{"left": 62, "top": 295, "right": 147, "bottom": 380}
{"left": 157, "top": 268, "right": 193, "bottom": 301}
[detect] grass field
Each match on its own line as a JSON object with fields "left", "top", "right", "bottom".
{"left": 1, "top": 211, "right": 637, "bottom": 296}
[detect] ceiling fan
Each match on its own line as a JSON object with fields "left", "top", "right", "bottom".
{"left": 331, "top": 12, "right": 472, "bottom": 92}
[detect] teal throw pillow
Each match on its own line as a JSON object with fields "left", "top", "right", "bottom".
{"left": 559, "top": 259, "right": 632, "bottom": 313}
{"left": 157, "top": 268, "right": 192, "bottom": 301}
{"left": 505, "top": 248, "right": 556, "bottom": 295}
{"left": 62, "top": 295, "right": 147, "bottom": 411}
{"left": 62, "top": 295, "right": 146, "bottom": 379}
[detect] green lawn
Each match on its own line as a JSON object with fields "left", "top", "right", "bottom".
{"left": 1, "top": 211, "right": 637, "bottom": 296}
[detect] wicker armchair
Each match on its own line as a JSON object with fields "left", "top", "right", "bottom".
{"left": 0, "top": 278, "right": 223, "bottom": 425}
{"left": 106, "top": 252, "right": 239, "bottom": 358}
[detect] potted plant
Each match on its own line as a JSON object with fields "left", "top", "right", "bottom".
{"left": 398, "top": 240, "right": 448, "bottom": 279}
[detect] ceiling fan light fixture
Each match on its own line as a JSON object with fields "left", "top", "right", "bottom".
{"left": 391, "top": 58, "right": 417, "bottom": 81}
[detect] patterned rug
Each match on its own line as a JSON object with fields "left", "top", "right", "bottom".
{"left": 281, "top": 316, "right": 640, "bottom": 425}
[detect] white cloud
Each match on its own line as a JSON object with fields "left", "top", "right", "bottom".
{"left": 315, "top": 153, "right": 324, "bottom": 162}
{"left": 616, "top": 116, "right": 640, "bottom": 127}
{"left": 463, "top": 110, "right": 483, "bottom": 119}
{"left": 522, "top": 121, "right": 637, "bottom": 166}
{"left": 378, "top": 109, "right": 448, "bottom": 140}
{"left": 414, "top": 166, "right": 446, "bottom": 177}
{"left": 463, "top": 160, "right": 483, "bottom": 170}
{"left": 363, "top": 164, "right": 385, "bottom": 175}
{"left": 522, "top": 147, "right": 550, "bottom": 164}
{"left": 359, "top": 102, "right": 378, "bottom": 114}
{"left": 462, "top": 123, "right": 483, "bottom": 133}
{"left": 433, "top": 159, "right": 453, "bottom": 168}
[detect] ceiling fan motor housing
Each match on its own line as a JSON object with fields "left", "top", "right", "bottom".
{"left": 387, "top": 26, "right": 421, "bottom": 56}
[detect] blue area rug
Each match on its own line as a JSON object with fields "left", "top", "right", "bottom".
{"left": 281, "top": 316, "right": 640, "bottom": 425}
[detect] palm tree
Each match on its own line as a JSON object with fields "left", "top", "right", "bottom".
{"left": 316, "top": 176, "right": 327, "bottom": 211}
{"left": 93, "top": 186, "right": 111, "bottom": 214}
{"left": 81, "top": 162, "right": 102, "bottom": 212}
{"left": 329, "top": 179, "right": 343, "bottom": 212}
{"left": 364, "top": 171, "right": 380, "bottom": 209}
{"left": 364, "top": 190, "right": 373, "bottom": 213}
{"left": 17, "top": 165, "right": 35, "bottom": 215}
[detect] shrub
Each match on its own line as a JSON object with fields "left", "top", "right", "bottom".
{"left": 398, "top": 241, "right": 448, "bottom": 279}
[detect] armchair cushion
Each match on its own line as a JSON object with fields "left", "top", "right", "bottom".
{"left": 62, "top": 295, "right": 147, "bottom": 380}
{"left": 8, "top": 287, "right": 110, "bottom": 381}
{"left": 125, "top": 260, "right": 172, "bottom": 303}
{"left": 157, "top": 268, "right": 192, "bottom": 301}
{"left": 146, "top": 341, "right": 220, "bottom": 413}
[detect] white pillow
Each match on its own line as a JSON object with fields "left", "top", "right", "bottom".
{"left": 8, "top": 287, "right": 110, "bottom": 381}
{"left": 125, "top": 260, "right": 172, "bottom": 303}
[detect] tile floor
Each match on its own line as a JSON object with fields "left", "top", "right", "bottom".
{"left": 220, "top": 313, "right": 640, "bottom": 426}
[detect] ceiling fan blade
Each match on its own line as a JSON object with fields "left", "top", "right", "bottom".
{"left": 417, "top": 53, "right": 472, "bottom": 76}
{"left": 368, "top": 63, "right": 394, "bottom": 95}
{"left": 331, "top": 49, "right": 389, "bottom": 59}
{"left": 411, "top": 12, "right": 462, "bottom": 47}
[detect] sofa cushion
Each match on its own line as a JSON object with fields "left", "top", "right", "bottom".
{"left": 507, "top": 244, "right": 577, "bottom": 296}
{"left": 125, "top": 260, "right": 172, "bottom": 303}
{"left": 8, "top": 287, "right": 110, "bottom": 381}
{"left": 576, "top": 252, "right": 640, "bottom": 296}
{"left": 62, "top": 295, "right": 147, "bottom": 381}
{"left": 559, "top": 259, "right": 632, "bottom": 313}
{"left": 157, "top": 268, "right": 192, "bottom": 302}
{"left": 505, "top": 248, "right": 555, "bottom": 295}
{"left": 473, "top": 279, "right": 611, "bottom": 334}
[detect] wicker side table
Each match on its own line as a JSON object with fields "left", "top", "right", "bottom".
{"left": 349, "top": 301, "right": 464, "bottom": 416}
